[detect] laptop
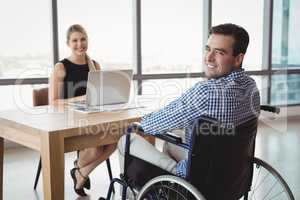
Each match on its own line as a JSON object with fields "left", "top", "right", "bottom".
{"left": 69, "top": 69, "right": 139, "bottom": 113}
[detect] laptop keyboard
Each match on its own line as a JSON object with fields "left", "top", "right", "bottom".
{"left": 68, "top": 100, "right": 86, "bottom": 106}
{"left": 71, "top": 103, "right": 144, "bottom": 113}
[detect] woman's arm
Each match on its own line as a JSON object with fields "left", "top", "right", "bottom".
{"left": 49, "top": 64, "right": 87, "bottom": 105}
{"left": 50, "top": 60, "right": 100, "bottom": 105}
{"left": 49, "top": 63, "right": 66, "bottom": 104}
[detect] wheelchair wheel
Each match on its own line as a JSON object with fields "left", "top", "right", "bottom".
{"left": 246, "top": 157, "right": 295, "bottom": 200}
{"left": 137, "top": 175, "right": 205, "bottom": 200}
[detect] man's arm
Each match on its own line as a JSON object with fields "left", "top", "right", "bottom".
{"left": 141, "top": 83, "right": 208, "bottom": 135}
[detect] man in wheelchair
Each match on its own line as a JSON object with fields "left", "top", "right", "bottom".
{"left": 118, "top": 22, "right": 258, "bottom": 194}
{"left": 100, "top": 23, "right": 295, "bottom": 200}
{"left": 118, "top": 23, "right": 259, "bottom": 199}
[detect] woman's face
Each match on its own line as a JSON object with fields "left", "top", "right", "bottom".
{"left": 67, "top": 31, "right": 88, "bottom": 56}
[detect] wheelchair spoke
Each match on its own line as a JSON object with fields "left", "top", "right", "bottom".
{"left": 253, "top": 171, "right": 270, "bottom": 192}
{"left": 252, "top": 164, "right": 262, "bottom": 191}
{"left": 247, "top": 158, "right": 295, "bottom": 200}
{"left": 160, "top": 182, "right": 168, "bottom": 199}
{"left": 250, "top": 170, "right": 272, "bottom": 199}
{"left": 253, "top": 194, "right": 257, "bottom": 200}
{"left": 153, "top": 185, "right": 160, "bottom": 200}
{"left": 267, "top": 190, "right": 285, "bottom": 200}
{"left": 150, "top": 187, "right": 161, "bottom": 200}
{"left": 262, "top": 181, "right": 277, "bottom": 200}
{"left": 139, "top": 180, "right": 196, "bottom": 200}
{"left": 159, "top": 181, "right": 171, "bottom": 200}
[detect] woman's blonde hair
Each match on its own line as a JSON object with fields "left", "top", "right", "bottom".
{"left": 66, "top": 24, "right": 96, "bottom": 71}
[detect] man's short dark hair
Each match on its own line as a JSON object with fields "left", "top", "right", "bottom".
{"left": 209, "top": 23, "right": 249, "bottom": 57}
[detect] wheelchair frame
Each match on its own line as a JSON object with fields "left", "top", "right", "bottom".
{"left": 136, "top": 157, "right": 295, "bottom": 200}
{"left": 100, "top": 105, "right": 295, "bottom": 200}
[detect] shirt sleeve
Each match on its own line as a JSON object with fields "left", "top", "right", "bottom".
{"left": 141, "top": 82, "right": 208, "bottom": 135}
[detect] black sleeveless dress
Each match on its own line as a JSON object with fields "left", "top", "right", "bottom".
{"left": 60, "top": 58, "right": 90, "bottom": 99}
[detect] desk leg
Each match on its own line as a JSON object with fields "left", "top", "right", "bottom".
{"left": 0, "top": 137, "right": 3, "bottom": 200}
{"left": 41, "top": 133, "right": 64, "bottom": 200}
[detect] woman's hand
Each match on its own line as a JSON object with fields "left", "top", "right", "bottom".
{"left": 51, "top": 95, "right": 86, "bottom": 105}
{"left": 66, "top": 95, "right": 86, "bottom": 103}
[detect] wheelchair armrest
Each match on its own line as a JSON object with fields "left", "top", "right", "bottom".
{"left": 260, "top": 105, "right": 280, "bottom": 114}
{"left": 125, "top": 123, "right": 188, "bottom": 154}
{"left": 155, "top": 132, "right": 183, "bottom": 145}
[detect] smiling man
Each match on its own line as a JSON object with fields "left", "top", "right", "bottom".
{"left": 118, "top": 23, "right": 260, "bottom": 178}
{"left": 204, "top": 27, "right": 248, "bottom": 79}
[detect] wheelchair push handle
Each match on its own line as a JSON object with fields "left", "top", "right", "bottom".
{"left": 260, "top": 105, "right": 280, "bottom": 114}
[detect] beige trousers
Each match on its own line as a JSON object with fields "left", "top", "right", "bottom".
{"left": 118, "top": 130, "right": 188, "bottom": 175}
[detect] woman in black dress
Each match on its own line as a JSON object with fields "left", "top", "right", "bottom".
{"left": 49, "top": 24, "right": 116, "bottom": 196}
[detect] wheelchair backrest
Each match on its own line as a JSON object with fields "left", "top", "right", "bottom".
{"left": 188, "top": 116, "right": 258, "bottom": 200}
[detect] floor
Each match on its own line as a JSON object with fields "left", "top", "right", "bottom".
{"left": 2, "top": 116, "right": 300, "bottom": 200}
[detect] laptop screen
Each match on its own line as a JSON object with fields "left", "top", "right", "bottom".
{"left": 86, "top": 69, "right": 133, "bottom": 106}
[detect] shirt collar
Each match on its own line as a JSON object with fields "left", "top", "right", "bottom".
{"left": 225, "top": 68, "right": 245, "bottom": 80}
{"left": 207, "top": 68, "right": 245, "bottom": 82}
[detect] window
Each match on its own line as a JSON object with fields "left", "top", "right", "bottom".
{"left": 272, "top": 0, "right": 283, "bottom": 65}
{"left": 142, "top": 78, "right": 204, "bottom": 108}
{"left": 0, "top": 0, "right": 52, "bottom": 79}
{"left": 272, "top": 0, "right": 300, "bottom": 67}
{"left": 271, "top": 0, "right": 300, "bottom": 105}
{"left": 58, "top": 0, "right": 132, "bottom": 70}
{"left": 0, "top": 85, "right": 45, "bottom": 111}
{"left": 288, "top": 0, "right": 300, "bottom": 65}
{"left": 212, "top": 0, "right": 264, "bottom": 70}
{"left": 141, "top": 0, "right": 203, "bottom": 74}
{"left": 250, "top": 76, "right": 266, "bottom": 94}
{"left": 271, "top": 75, "right": 300, "bottom": 105}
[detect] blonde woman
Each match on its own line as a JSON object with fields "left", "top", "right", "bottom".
{"left": 49, "top": 24, "right": 116, "bottom": 196}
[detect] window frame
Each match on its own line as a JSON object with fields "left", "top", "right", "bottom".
{"left": 1, "top": 0, "right": 299, "bottom": 106}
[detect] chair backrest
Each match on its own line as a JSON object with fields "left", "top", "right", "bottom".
{"left": 32, "top": 87, "right": 49, "bottom": 106}
{"left": 188, "top": 116, "right": 258, "bottom": 200}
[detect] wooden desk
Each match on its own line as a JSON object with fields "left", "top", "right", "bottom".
{"left": 0, "top": 105, "right": 148, "bottom": 200}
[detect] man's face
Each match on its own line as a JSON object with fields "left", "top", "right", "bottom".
{"left": 204, "top": 34, "right": 244, "bottom": 79}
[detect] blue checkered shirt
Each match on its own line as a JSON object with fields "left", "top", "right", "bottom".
{"left": 141, "top": 69, "right": 260, "bottom": 177}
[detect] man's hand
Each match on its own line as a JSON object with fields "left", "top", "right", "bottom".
{"left": 128, "top": 122, "right": 144, "bottom": 135}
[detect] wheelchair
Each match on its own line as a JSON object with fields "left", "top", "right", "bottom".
{"left": 100, "top": 105, "right": 295, "bottom": 200}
